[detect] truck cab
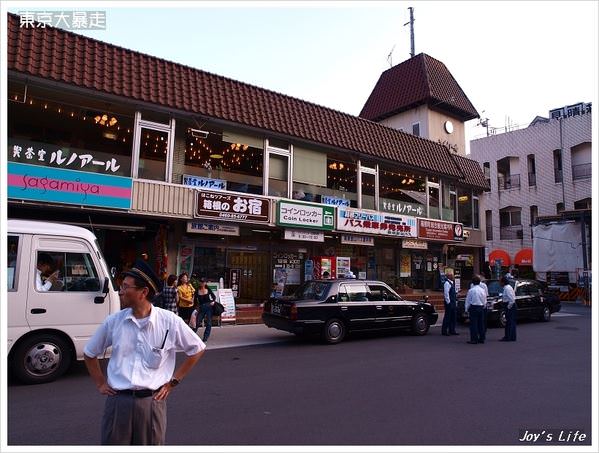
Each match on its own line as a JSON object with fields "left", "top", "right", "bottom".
{"left": 7, "top": 219, "right": 121, "bottom": 384}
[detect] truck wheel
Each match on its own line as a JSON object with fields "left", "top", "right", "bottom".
{"left": 12, "top": 334, "right": 72, "bottom": 385}
{"left": 323, "top": 319, "right": 346, "bottom": 344}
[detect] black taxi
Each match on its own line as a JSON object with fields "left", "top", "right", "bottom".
{"left": 263, "top": 279, "right": 438, "bottom": 344}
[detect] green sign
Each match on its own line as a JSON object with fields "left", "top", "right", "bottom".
{"left": 276, "top": 200, "right": 335, "bottom": 230}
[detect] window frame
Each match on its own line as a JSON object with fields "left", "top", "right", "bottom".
{"left": 132, "top": 112, "right": 176, "bottom": 182}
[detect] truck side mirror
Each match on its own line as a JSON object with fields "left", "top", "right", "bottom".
{"left": 94, "top": 277, "right": 110, "bottom": 304}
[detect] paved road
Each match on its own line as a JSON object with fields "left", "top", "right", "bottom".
{"left": 7, "top": 305, "right": 592, "bottom": 446}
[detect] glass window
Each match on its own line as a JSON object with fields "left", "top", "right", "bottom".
{"left": 292, "top": 146, "right": 327, "bottom": 202}
{"left": 361, "top": 172, "right": 376, "bottom": 210}
{"left": 457, "top": 188, "right": 473, "bottom": 227}
{"left": 367, "top": 284, "right": 400, "bottom": 301}
{"left": 36, "top": 251, "right": 100, "bottom": 292}
{"left": 269, "top": 153, "right": 289, "bottom": 197}
{"left": 428, "top": 183, "right": 440, "bottom": 219}
{"left": 8, "top": 84, "right": 134, "bottom": 177}
{"left": 325, "top": 155, "right": 357, "bottom": 207}
{"left": 473, "top": 197, "right": 480, "bottom": 229}
{"left": 183, "top": 126, "right": 264, "bottom": 194}
{"left": 138, "top": 127, "right": 168, "bottom": 181}
{"left": 379, "top": 166, "right": 426, "bottom": 216}
{"left": 342, "top": 283, "right": 370, "bottom": 301}
{"left": 8, "top": 235, "right": 19, "bottom": 290}
{"left": 412, "top": 123, "right": 420, "bottom": 136}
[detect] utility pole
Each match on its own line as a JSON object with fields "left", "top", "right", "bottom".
{"left": 404, "top": 7, "right": 415, "bottom": 58}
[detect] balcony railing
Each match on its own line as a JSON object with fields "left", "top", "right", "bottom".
{"left": 572, "top": 163, "right": 592, "bottom": 180}
{"left": 500, "top": 226, "right": 523, "bottom": 240}
{"left": 528, "top": 172, "right": 536, "bottom": 187}
{"left": 497, "top": 174, "right": 521, "bottom": 190}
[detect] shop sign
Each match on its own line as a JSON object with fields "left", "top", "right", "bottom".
{"left": 418, "top": 219, "right": 464, "bottom": 241}
{"left": 340, "top": 234, "right": 375, "bottom": 246}
{"left": 8, "top": 161, "right": 132, "bottom": 209}
{"left": 381, "top": 200, "right": 425, "bottom": 217}
{"left": 336, "top": 208, "right": 417, "bottom": 238}
{"left": 277, "top": 200, "right": 335, "bottom": 230}
{"left": 273, "top": 252, "right": 303, "bottom": 285}
{"left": 402, "top": 239, "right": 428, "bottom": 250}
{"left": 9, "top": 138, "right": 130, "bottom": 176}
{"left": 182, "top": 174, "right": 227, "bottom": 191}
{"left": 321, "top": 195, "right": 350, "bottom": 207}
{"left": 196, "top": 190, "right": 270, "bottom": 223}
{"left": 186, "top": 221, "right": 240, "bottom": 236}
{"left": 284, "top": 229, "right": 324, "bottom": 242}
{"left": 217, "top": 288, "right": 236, "bottom": 322}
{"left": 229, "top": 269, "right": 241, "bottom": 298}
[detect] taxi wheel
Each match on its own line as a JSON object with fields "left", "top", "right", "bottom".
{"left": 540, "top": 306, "right": 552, "bottom": 322}
{"left": 323, "top": 318, "right": 346, "bottom": 344}
{"left": 411, "top": 313, "right": 430, "bottom": 336}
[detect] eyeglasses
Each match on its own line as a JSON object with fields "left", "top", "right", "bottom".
{"left": 119, "top": 283, "right": 143, "bottom": 291}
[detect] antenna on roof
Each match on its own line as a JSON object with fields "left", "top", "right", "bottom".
{"left": 403, "top": 7, "right": 415, "bottom": 58}
{"left": 387, "top": 45, "right": 396, "bottom": 67}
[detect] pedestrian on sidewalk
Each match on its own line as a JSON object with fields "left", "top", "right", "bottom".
{"left": 83, "top": 259, "right": 206, "bottom": 445}
{"left": 441, "top": 272, "right": 459, "bottom": 336}
{"left": 465, "top": 275, "right": 486, "bottom": 344}
{"left": 499, "top": 276, "right": 517, "bottom": 341}
{"left": 161, "top": 274, "right": 179, "bottom": 314}
{"left": 177, "top": 272, "right": 195, "bottom": 324}
{"left": 194, "top": 277, "right": 217, "bottom": 343}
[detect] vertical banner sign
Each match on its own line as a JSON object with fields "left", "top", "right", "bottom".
{"left": 229, "top": 269, "right": 241, "bottom": 298}
{"left": 177, "top": 244, "right": 194, "bottom": 276}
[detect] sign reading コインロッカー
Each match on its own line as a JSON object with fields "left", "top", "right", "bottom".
{"left": 276, "top": 201, "right": 335, "bottom": 230}
{"left": 418, "top": 219, "right": 464, "bottom": 241}
{"left": 336, "top": 208, "right": 417, "bottom": 237}
{"left": 196, "top": 191, "right": 270, "bottom": 223}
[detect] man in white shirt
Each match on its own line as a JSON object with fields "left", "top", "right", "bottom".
{"left": 84, "top": 259, "right": 206, "bottom": 445}
{"left": 441, "top": 272, "right": 459, "bottom": 336}
{"left": 465, "top": 275, "right": 487, "bottom": 344}
{"left": 35, "top": 253, "right": 59, "bottom": 292}
{"left": 499, "top": 276, "right": 517, "bottom": 341}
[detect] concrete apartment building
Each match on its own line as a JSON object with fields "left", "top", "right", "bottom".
{"left": 469, "top": 103, "right": 592, "bottom": 281}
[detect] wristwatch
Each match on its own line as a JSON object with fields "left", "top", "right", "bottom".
{"left": 169, "top": 377, "right": 180, "bottom": 387}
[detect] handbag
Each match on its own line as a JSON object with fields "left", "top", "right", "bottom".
{"left": 189, "top": 309, "right": 198, "bottom": 329}
{"left": 213, "top": 301, "right": 225, "bottom": 316}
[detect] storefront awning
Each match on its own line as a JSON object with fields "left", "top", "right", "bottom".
{"left": 514, "top": 248, "right": 533, "bottom": 266}
{"left": 489, "top": 249, "right": 511, "bottom": 267}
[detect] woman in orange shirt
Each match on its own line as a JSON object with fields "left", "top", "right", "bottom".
{"left": 176, "top": 272, "right": 195, "bottom": 323}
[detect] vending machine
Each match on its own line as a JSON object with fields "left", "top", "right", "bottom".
{"left": 312, "top": 256, "right": 335, "bottom": 279}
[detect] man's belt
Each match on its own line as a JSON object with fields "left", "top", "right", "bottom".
{"left": 115, "top": 389, "right": 156, "bottom": 398}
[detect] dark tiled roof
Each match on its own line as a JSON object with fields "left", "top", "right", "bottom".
{"left": 7, "top": 14, "right": 486, "bottom": 187}
{"left": 360, "top": 53, "right": 479, "bottom": 122}
{"left": 451, "top": 153, "right": 489, "bottom": 190}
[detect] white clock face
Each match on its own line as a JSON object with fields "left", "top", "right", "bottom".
{"left": 444, "top": 120, "right": 454, "bottom": 134}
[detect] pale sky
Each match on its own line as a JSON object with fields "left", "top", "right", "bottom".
{"left": 4, "top": 0, "right": 598, "bottom": 149}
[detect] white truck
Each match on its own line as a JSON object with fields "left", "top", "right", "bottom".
{"left": 7, "top": 219, "right": 121, "bottom": 384}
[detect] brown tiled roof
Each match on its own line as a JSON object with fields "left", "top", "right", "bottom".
{"left": 7, "top": 14, "right": 486, "bottom": 187}
{"left": 451, "top": 153, "right": 489, "bottom": 190}
{"left": 360, "top": 53, "right": 479, "bottom": 122}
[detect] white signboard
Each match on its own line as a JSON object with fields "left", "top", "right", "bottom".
{"left": 284, "top": 229, "right": 324, "bottom": 242}
{"left": 337, "top": 208, "right": 418, "bottom": 238}
{"left": 340, "top": 234, "right": 375, "bottom": 246}
{"left": 187, "top": 221, "right": 240, "bottom": 236}
{"left": 277, "top": 201, "right": 335, "bottom": 230}
{"left": 402, "top": 239, "right": 428, "bottom": 250}
{"left": 217, "top": 288, "right": 236, "bottom": 322}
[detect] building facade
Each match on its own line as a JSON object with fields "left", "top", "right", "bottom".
{"left": 6, "top": 14, "right": 488, "bottom": 306}
{"left": 469, "top": 103, "right": 592, "bottom": 280}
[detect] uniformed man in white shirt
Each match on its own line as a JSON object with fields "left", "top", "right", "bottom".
{"left": 465, "top": 275, "right": 487, "bottom": 344}
{"left": 84, "top": 259, "right": 206, "bottom": 445}
{"left": 499, "top": 276, "right": 517, "bottom": 341}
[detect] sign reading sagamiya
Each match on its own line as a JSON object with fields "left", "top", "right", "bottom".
{"left": 196, "top": 190, "right": 270, "bottom": 224}
{"left": 418, "top": 218, "right": 464, "bottom": 241}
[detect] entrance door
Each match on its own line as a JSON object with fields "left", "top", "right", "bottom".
{"left": 228, "top": 251, "right": 270, "bottom": 305}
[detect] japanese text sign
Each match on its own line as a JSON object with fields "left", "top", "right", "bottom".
{"left": 277, "top": 201, "right": 335, "bottom": 230}
{"left": 336, "top": 208, "right": 417, "bottom": 237}
{"left": 418, "top": 219, "right": 464, "bottom": 241}
{"left": 183, "top": 174, "right": 227, "bottom": 191}
{"left": 196, "top": 190, "right": 270, "bottom": 224}
{"left": 381, "top": 199, "right": 425, "bottom": 217}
